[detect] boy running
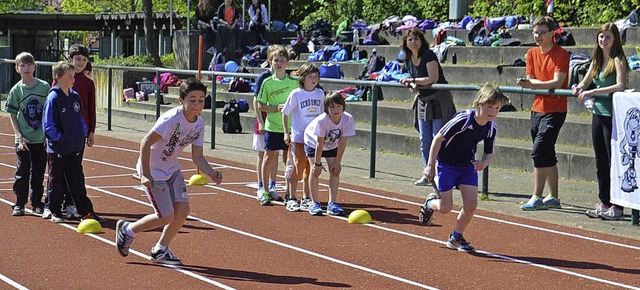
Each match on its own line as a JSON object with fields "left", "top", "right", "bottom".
{"left": 115, "top": 78, "right": 223, "bottom": 265}
{"left": 421, "top": 85, "right": 509, "bottom": 252}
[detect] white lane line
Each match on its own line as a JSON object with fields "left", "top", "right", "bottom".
{"left": 0, "top": 273, "right": 29, "bottom": 290}
{"left": 3, "top": 143, "right": 639, "bottom": 286}
{"left": 0, "top": 196, "right": 235, "bottom": 290}
{"left": 81, "top": 147, "right": 640, "bottom": 251}
{"left": 85, "top": 184, "right": 438, "bottom": 289}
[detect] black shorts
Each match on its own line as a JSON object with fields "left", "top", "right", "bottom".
{"left": 264, "top": 131, "right": 288, "bottom": 151}
{"left": 530, "top": 112, "right": 566, "bottom": 168}
{"left": 304, "top": 145, "right": 338, "bottom": 158}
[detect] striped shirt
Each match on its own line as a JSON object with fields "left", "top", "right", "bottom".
{"left": 437, "top": 109, "right": 497, "bottom": 166}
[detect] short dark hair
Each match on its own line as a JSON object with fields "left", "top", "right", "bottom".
{"left": 533, "top": 16, "right": 555, "bottom": 33}
{"left": 68, "top": 44, "right": 90, "bottom": 58}
{"left": 179, "top": 77, "right": 207, "bottom": 99}
{"left": 324, "top": 92, "right": 346, "bottom": 113}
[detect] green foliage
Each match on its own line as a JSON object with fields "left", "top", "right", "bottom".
{"left": 92, "top": 53, "right": 175, "bottom": 68}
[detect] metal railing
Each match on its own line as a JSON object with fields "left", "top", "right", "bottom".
{"left": 1, "top": 58, "right": 637, "bottom": 225}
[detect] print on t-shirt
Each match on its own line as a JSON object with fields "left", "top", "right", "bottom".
{"left": 21, "top": 95, "right": 45, "bottom": 130}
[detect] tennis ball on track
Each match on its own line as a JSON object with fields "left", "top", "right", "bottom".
{"left": 348, "top": 210, "right": 372, "bottom": 224}
{"left": 77, "top": 219, "right": 103, "bottom": 234}
{"left": 188, "top": 174, "right": 208, "bottom": 185}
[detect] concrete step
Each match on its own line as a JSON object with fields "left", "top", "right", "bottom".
{"left": 107, "top": 104, "right": 596, "bottom": 181}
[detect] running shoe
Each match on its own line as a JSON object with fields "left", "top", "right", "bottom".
{"left": 268, "top": 186, "right": 283, "bottom": 201}
{"left": 50, "top": 213, "right": 64, "bottom": 223}
{"left": 600, "top": 205, "right": 623, "bottom": 220}
{"left": 12, "top": 206, "right": 24, "bottom": 216}
{"left": 327, "top": 202, "right": 344, "bottom": 216}
{"left": 150, "top": 247, "right": 183, "bottom": 265}
{"left": 414, "top": 175, "right": 430, "bottom": 186}
{"left": 64, "top": 205, "right": 81, "bottom": 220}
{"left": 520, "top": 195, "right": 546, "bottom": 211}
{"left": 309, "top": 202, "right": 323, "bottom": 216}
{"left": 542, "top": 195, "right": 562, "bottom": 209}
{"left": 42, "top": 208, "right": 52, "bottom": 219}
{"left": 285, "top": 198, "right": 301, "bottom": 212}
{"left": 420, "top": 193, "right": 438, "bottom": 226}
{"left": 259, "top": 190, "right": 271, "bottom": 206}
{"left": 116, "top": 220, "right": 136, "bottom": 257}
{"left": 446, "top": 234, "right": 475, "bottom": 252}
{"left": 585, "top": 203, "right": 609, "bottom": 218}
{"left": 300, "top": 198, "right": 313, "bottom": 211}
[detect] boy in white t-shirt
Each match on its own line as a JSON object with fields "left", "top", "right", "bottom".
{"left": 304, "top": 93, "right": 356, "bottom": 216}
{"left": 281, "top": 63, "right": 324, "bottom": 212}
{"left": 115, "top": 78, "right": 223, "bottom": 265}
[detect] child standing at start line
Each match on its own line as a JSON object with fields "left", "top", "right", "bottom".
{"left": 304, "top": 92, "right": 356, "bottom": 216}
{"left": 421, "top": 84, "right": 509, "bottom": 252}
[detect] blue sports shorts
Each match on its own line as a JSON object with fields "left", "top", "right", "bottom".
{"left": 264, "top": 131, "right": 288, "bottom": 151}
{"left": 436, "top": 163, "right": 478, "bottom": 192}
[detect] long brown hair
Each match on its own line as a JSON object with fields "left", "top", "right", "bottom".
{"left": 401, "top": 28, "right": 430, "bottom": 62}
{"left": 591, "top": 23, "right": 628, "bottom": 79}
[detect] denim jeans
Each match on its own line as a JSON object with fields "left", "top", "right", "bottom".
{"left": 418, "top": 118, "right": 443, "bottom": 166}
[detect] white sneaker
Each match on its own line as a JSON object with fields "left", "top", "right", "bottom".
{"left": 256, "top": 187, "right": 264, "bottom": 200}
{"left": 50, "top": 213, "right": 64, "bottom": 223}
{"left": 414, "top": 176, "right": 430, "bottom": 186}
{"left": 285, "top": 198, "right": 301, "bottom": 212}
{"left": 300, "top": 198, "right": 313, "bottom": 211}
{"left": 42, "top": 208, "right": 52, "bottom": 219}
{"left": 585, "top": 203, "right": 609, "bottom": 218}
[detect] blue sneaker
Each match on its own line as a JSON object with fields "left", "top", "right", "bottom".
{"left": 327, "top": 202, "right": 344, "bottom": 216}
{"left": 542, "top": 196, "right": 562, "bottom": 209}
{"left": 309, "top": 202, "right": 323, "bottom": 216}
{"left": 446, "top": 234, "right": 475, "bottom": 252}
{"left": 521, "top": 195, "right": 546, "bottom": 211}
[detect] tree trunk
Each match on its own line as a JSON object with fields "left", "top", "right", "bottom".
{"left": 142, "top": 0, "right": 162, "bottom": 67}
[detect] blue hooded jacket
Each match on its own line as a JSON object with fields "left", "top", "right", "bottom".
{"left": 43, "top": 86, "right": 87, "bottom": 154}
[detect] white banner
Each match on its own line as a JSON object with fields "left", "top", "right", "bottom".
{"left": 611, "top": 91, "right": 640, "bottom": 210}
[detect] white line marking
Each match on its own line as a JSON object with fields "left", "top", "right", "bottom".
{"left": 0, "top": 196, "right": 235, "bottom": 290}
{"left": 0, "top": 273, "right": 29, "bottom": 290}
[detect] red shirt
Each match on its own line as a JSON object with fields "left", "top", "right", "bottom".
{"left": 73, "top": 72, "right": 97, "bottom": 133}
{"left": 526, "top": 45, "right": 570, "bottom": 113}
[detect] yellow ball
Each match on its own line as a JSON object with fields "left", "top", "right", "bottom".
{"left": 188, "top": 174, "right": 208, "bottom": 185}
{"left": 77, "top": 219, "right": 102, "bottom": 234}
{"left": 348, "top": 209, "right": 372, "bottom": 224}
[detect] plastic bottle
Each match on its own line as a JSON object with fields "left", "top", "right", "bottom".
{"left": 572, "top": 84, "right": 593, "bottom": 110}
{"left": 372, "top": 48, "right": 377, "bottom": 56}
{"left": 451, "top": 53, "right": 457, "bottom": 64}
{"left": 353, "top": 29, "right": 359, "bottom": 46}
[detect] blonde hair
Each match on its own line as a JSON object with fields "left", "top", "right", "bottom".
{"left": 472, "top": 84, "right": 510, "bottom": 107}
{"left": 52, "top": 61, "right": 75, "bottom": 80}
{"left": 267, "top": 44, "right": 289, "bottom": 62}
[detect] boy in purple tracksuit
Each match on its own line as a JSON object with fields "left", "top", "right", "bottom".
{"left": 42, "top": 61, "right": 98, "bottom": 223}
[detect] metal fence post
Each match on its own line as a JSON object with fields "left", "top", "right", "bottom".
{"left": 210, "top": 78, "right": 217, "bottom": 149}
{"left": 632, "top": 209, "right": 639, "bottom": 226}
{"left": 369, "top": 84, "right": 378, "bottom": 178}
{"left": 155, "top": 70, "right": 162, "bottom": 120}
{"left": 107, "top": 67, "right": 113, "bottom": 131}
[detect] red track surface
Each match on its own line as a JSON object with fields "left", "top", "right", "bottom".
{"left": 1, "top": 119, "right": 639, "bottom": 289}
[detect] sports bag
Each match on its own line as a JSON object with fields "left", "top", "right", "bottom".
{"left": 222, "top": 100, "right": 242, "bottom": 133}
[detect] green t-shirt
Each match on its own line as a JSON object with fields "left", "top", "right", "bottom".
{"left": 4, "top": 78, "right": 50, "bottom": 144}
{"left": 592, "top": 70, "right": 616, "bottom": 117}
{"left": 257, "top": 74, "right": 298, "bottom": 133}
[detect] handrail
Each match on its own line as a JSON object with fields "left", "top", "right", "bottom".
{"left": 3, "top": 58, "right": 635, "bottom": 226}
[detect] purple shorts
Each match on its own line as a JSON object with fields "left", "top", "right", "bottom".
{"left": 435, "top": 163, "right": 478, "bottom": 192}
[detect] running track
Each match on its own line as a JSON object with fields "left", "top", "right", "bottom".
{"left": 0, "top": 122, "right": 639, "bottom": 289}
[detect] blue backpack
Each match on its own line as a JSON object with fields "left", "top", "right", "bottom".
{"left": 319, "top": 63, "right": 344, "bottom": 79}
{"left": 329, "top": 49, "right": 349, "bottom": 62}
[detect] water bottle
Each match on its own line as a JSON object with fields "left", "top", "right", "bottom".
{"left": 353, "top": 29, "right": 359, "bottom": 46}
{"left": 572, "top": 84, "right": 593, "bottom": 111}
{"left": 372, "top": 48, "right": 377, "bottom": 56}
{"left": 451, "top": 53, "right": 457, "bottom": 64}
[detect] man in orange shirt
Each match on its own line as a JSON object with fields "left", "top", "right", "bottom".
{"left": 517, "top": 16, "right": 570, "bottom": 211}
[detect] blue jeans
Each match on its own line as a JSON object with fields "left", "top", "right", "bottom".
{"left": 419, "top": 118, "right": 443, "bottom": 166}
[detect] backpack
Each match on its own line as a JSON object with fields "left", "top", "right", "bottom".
{"left": 360, "top": 55, "right": 386, "bottom": 79}
{"left": 229, "top": 78, "right": 251, "bottom": 92}
{"left": 236, "top": 98, "right": 250, "bottom": 112}
{"left": 418, "top": 19, "right": 437, "bottom": 30}
{"left": 319, "top": 63, "right": 344, "bottom": 79}
{"left": 363, "top": 23, "right": 389, "bottom": 45}
{"left": 208, "top": 53, "right": 226, "bottom": 79}
{"left": 222, "top": 100, "right": 242, "bottom": 133}
{"left": 484, "top": 16, "right": 506, "bottom": 32}
{"left": 329, "top": 48, "right": 349, "bottom": 62}
{"left": 554, "top": 27, "right": 576, "bottom": 46}
{"left": 152, "top": 72, "right": 179, "bottom": 93}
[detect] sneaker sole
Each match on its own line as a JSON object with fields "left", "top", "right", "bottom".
{"left": 328, "top": 211, "right": 343, "bottom": 216}
{"left": 285, "top": 206, "right": 301, "bottom": 212}
{"left": 600, "top": 215, "right": 624, "bottom": 221}
{"left": 150, "top": 258, "right": 183, "bottom": 265}
{"left": 520, "top": 206, "right": 547, "bottom": 211}
{"left": 446, "top": 242, "right": 475, "bottom": 252}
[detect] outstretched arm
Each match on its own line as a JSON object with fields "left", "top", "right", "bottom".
{"left": 192, "top": 145, "right": 223, "bottom": 184}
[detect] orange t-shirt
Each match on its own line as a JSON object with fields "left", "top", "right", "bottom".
{"left": 224, "top": 8, "right": 235, "bottom": 24}
{"left": 525, "top": 45, "right": 570, "bottom": 113}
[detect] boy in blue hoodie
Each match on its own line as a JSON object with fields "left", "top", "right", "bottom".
{"left": 42, "top": 61, "right": 98, "bottom": 223}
